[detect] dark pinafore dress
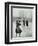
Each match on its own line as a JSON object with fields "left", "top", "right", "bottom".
{"left": 16, "top": 26, "right": 22, "bottom": 33}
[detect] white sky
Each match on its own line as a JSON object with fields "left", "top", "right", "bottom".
{"left": 13, "top": 8, "right": 33, "bottom": 18}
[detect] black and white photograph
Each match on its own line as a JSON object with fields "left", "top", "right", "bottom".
{"left": 12, "top": 8, "right": 32, "bottom": 38}
{"left": 5, "top": 2, "right": 37, "bottom": 44}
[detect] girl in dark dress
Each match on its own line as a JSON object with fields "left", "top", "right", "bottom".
{"left": 16, "top": 20, "right": 22, "bottom": 37}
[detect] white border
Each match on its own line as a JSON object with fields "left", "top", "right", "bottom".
{"left": 9, "top": 4, "right": 36, "bottom": 42}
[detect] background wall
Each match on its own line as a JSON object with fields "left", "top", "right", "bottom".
{"left": 0, "top": 0, "right": 38, "bottom": 46}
